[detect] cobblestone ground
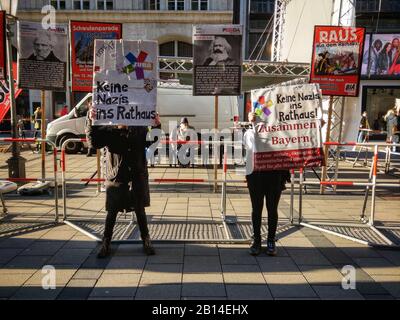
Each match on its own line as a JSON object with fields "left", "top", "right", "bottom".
{"left": 0, "top": 149, "right": 399, "bottom": 300}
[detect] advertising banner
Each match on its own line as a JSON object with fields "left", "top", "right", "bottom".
{"left": 0, "top": 62, "right": 22, "bottom": 122}
{"left": 0, "top": 11, "right": 6, "bottom": 80}
{"left": 18, "top": 21, "right": 68, "bottom": 91}
{"left": 361, "top": 33, "right": 400, "bottom": 79}
{"left": 248, "top": 83, "right": 324, "bottom": 171}
{"left": 70, "top": 21, "right": 122, "bottom": 92}
{"left": 92, "top": 39, "right": 158, "bottom": 126}
{"left": 310, "top": 26, "right": 365, "bottom": 97}
{"left": 193, "top": 24, "right": 242, "bottom": 96}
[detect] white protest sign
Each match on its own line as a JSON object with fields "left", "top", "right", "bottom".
{"left": 92, "top": 39, "right": 157, "bottom": 126}
{"left": 249, "top": 83, "right": 324, "bottom": 171}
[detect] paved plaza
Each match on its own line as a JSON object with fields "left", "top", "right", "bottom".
{"left": 0, "top": 149, "right": 399, "bottom": 300}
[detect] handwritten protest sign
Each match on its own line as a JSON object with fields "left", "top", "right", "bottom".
{"left": 248, "top": 83, "right": 324, "bottom": 171}
{"left": 92, "top": 39, "right": 157, "bottom": 126}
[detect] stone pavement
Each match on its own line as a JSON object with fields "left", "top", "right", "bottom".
{"left": 0, "top": 150, "right": 399, "bottom": 300}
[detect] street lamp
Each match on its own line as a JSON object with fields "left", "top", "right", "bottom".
{"left": 0, "top": 0, "right": 25, "bottom": 178}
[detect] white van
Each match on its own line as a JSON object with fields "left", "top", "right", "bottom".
{"left": 47, "top": 87, "right": 239, "bottom": 153}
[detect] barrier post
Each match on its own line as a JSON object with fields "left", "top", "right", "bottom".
{"left": 290, "top": 170, "right": 295, "bottom": 224}
{"left": 53, "top": 147, "right": 59, "bottom": 223}
{"left": 61, "top": 148, "right": 67, "bottom": 220}
{"left": 298, "top": 168, "right": 304, "bottom": 225}
{"left": 220, "top": 143, "right": 228, "bottom": 222}
{"left": 369, "top": 145, "right": 378, "bottom": 227}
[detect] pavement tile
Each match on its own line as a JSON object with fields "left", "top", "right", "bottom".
{"left": 184, "top": 244, "right": 219, "bottom": 256}
{"left": 222, "top": 265, "right": 265, "bottom": 284}
{"left": 103, "top": 256, "right": 146, "bottom": 274}
{"left": 369, "top": 275, "right": 400, "bottom": 298}
{"left": 298, "top": 265, "right": 344, "bottom": 285}
{"left": 264, "top": 274, "right": 317, "bottom": 298}
{"left": 48, "top": 249, "right": 93, "bottom": 265}
{"left": 140, "top": 264, "right": 182, "bottom": 285}
{"left": 353, "top": 258, "right": 399, "bottom": 276}
{"left": 287, "top": 249, "right": 332, "bottom": 266}
{"left": 72, "top": 268, "right": 103, "bottom": 280}
{"left": 5, "top": 255, "right": 51, "bottom": 269}
{"left": 90, "top": 273, "right": 140, "bottom": 298}
{"left": 11, "top": 287, "right": 63, "bottom": 300}
{"left": 312, "top": 285, "right": 364, "bottom": 300}
{"left": 147, "top": 248, "right": 184, "bottom": 264}
{"left": 226, "top": 284, "right": 272, "bottom": 300}
{"left": 57, "top": 279, "right": 97, "bottom": 300}
{"left": 0, "top": 249, "right": 24, "bottom": 264}
{"left": 256, "top": 256, "right": 300, "bottom": 274}
{"left": 135, "top": 284, "right": 181, "bottom": 300}
{"left": 0, "top": 273, "right": 33, "bottom": 298}
{"left": 219, "top": 248, "right": 258, "bottom": 265}
{"left": 184, "top": 256, "right": 221, "bottom": 273}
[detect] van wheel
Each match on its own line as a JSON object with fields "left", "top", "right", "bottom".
{"left": 59, "top": 134, "right": 82, "bottom": 154}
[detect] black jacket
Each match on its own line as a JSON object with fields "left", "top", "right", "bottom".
{"left": 85, "top": 121, "right": 150, "bottom": 208}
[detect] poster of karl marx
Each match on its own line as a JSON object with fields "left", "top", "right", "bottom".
{"left": 193, "top": 25, "right": 242, "bottom": 96}
{"left": 18, "top": 21, "right": 68, "bottom": 91}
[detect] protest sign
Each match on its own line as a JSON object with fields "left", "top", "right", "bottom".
{"left": 248, "top": 83, "right": 324, "bottom": 171}
{"left": 310, "top": 26, "right": 365, "bottom": 97}
{"left": 18, "top": 21, "right": 68, "bottom": 91}
{"left": 193, "top": 25, "right": 242, "bottom": 96}
{"left": 92, "top": 39, "right": 157, "bottom": 126}
{"left": 0, "top": 62, "right": 22, "bottom": 122}
{"left": 70, "top": 21, "right": 122, "bottom": 92}
{"left": 0, "top": 11, "right": 6, "bottom": 80}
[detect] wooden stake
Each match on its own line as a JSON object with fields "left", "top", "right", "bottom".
{"left": 214, "top": 95, "right": 219, "bottom": 193}
{"left": 320, "top": 95, "right": 334, "bottom": 194}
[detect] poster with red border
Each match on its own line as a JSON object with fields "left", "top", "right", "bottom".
{"left": 310, "top": 26, "right": 365, "bottom": 97}
{"left": 0, "top": 62, "right": 22, "bottom": 122}
{"left": 70, "top": 21, "right": 122, "bottom": 92}
{"left": 0, "top": 11, "right": 6, "bottom": 80}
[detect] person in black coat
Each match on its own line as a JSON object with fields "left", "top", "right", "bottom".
{"left": 244, "top": 112, "right": 290, "bottom": 256}
{"left": 86, "top": 111, "right": 155, "bottom": 258}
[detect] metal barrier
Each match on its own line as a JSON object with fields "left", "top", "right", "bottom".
{"left": 0, "top": 138, "right": 59, "bottom": 226}
{"left": 295, "top": 141, "right": 400, "bottom": 248}
{"left": 60, "top": 137, "right": 290, "bottom": 244}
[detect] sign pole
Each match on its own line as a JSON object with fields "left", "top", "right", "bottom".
{"left": 41, "top": 90, "right": 46, "bottom": 180}
{"left": 214, "top": 95, "right": 219, "bottom": 193}
{"left": 320, "top": 95, "right": 334, "bottom": 194}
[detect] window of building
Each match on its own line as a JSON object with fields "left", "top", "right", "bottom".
{"left": 148, "top": 0, "right": 160, "bottom": 10}
{"left": 250, "top": 0, "right": 275, "bottom": 13}
{"left": 191, "top": 0, "right": 208, "bottom": 10}
{"left": 97, "top": 0, "right": 113, "bottom": 10}
{"left": 168, "top": 0, "right": 185, "bottom": 10}
{"left": 159, "top": 40, "right": 193, "bottom": 79}
{"left": 74, "top": 0, "right": 90, "bottom": 10}
{"left": 362, "top": 86, "right": 400, "bottom": 135}
{"left": 50, "top": 0, "right": 66, "bottom": 10}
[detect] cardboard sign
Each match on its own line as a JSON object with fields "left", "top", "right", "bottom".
{"left": 310, "top": 26, "right": 365, "bottom": 97}
{"left": 248, "top": 83, "right": 324, "bottom": 171}
{"left": 70, "top": 21, "right": 122, "bottom": 92}
{"left": 92, "top": 39, "right": 158, "bottom": 126}
{"left": 0, "top": 62, "right": 22, "bottom": 122}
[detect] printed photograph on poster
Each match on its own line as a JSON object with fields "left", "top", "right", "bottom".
{"left": 92, "top": 39, "right": 157, "bottom": 126}
{"left": 247, "top": 83, "right": 324, "bottom": 172}
{"left": 18, "top": 21, "right": 67, "bottom": 91}
{"left": 361, "top": 33, "right": 400, "bottom": 78}
{"left": 193, "top": 25, "right": 242, "bottom": 96}
{"left": 0, "top": 11, "right": 6, "bottom": 80}
{"left": 70, "top": 21, "right": 122, "bottom": 92}
{"left": 310, "top": 26, "right": 365, "bottom": 97}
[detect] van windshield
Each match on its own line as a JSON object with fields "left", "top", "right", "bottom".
{"left": 73, "top": 101, "right": 89, "bottom": 118}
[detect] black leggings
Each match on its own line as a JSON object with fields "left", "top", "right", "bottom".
{"left": 247, "top": 173, "right": 284, "bottom": 241}
{"left": 103, "top": 182, "right": 149, "bottom": 240}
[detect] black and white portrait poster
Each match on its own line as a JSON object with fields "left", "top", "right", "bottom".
{"left": 18, "top": 21, "right": 68, "bottom": 91}
{"left": 193, "top": 25, "right": 242, "bottom": 96}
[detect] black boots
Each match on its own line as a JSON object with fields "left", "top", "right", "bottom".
{"left": 97, "top": 237, "right": 111, "bottom": 258}
{"left": 142, "top": 235, "right": 155, "bottom": 256}
{"left": 249, "top": 238, "right": 262, "bottom": 256}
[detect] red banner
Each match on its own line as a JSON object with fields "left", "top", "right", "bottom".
{"left": 0, "top": 62, "right": 23, "bottom": 122}
{"left": 70, "top": 21, "right": 122, "bottom": 92}
{"left": 0, "top": 11, "right": 6, "bottom": 80}
{"left": 310, "top": 26, "right": 366, "bottom": 97}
